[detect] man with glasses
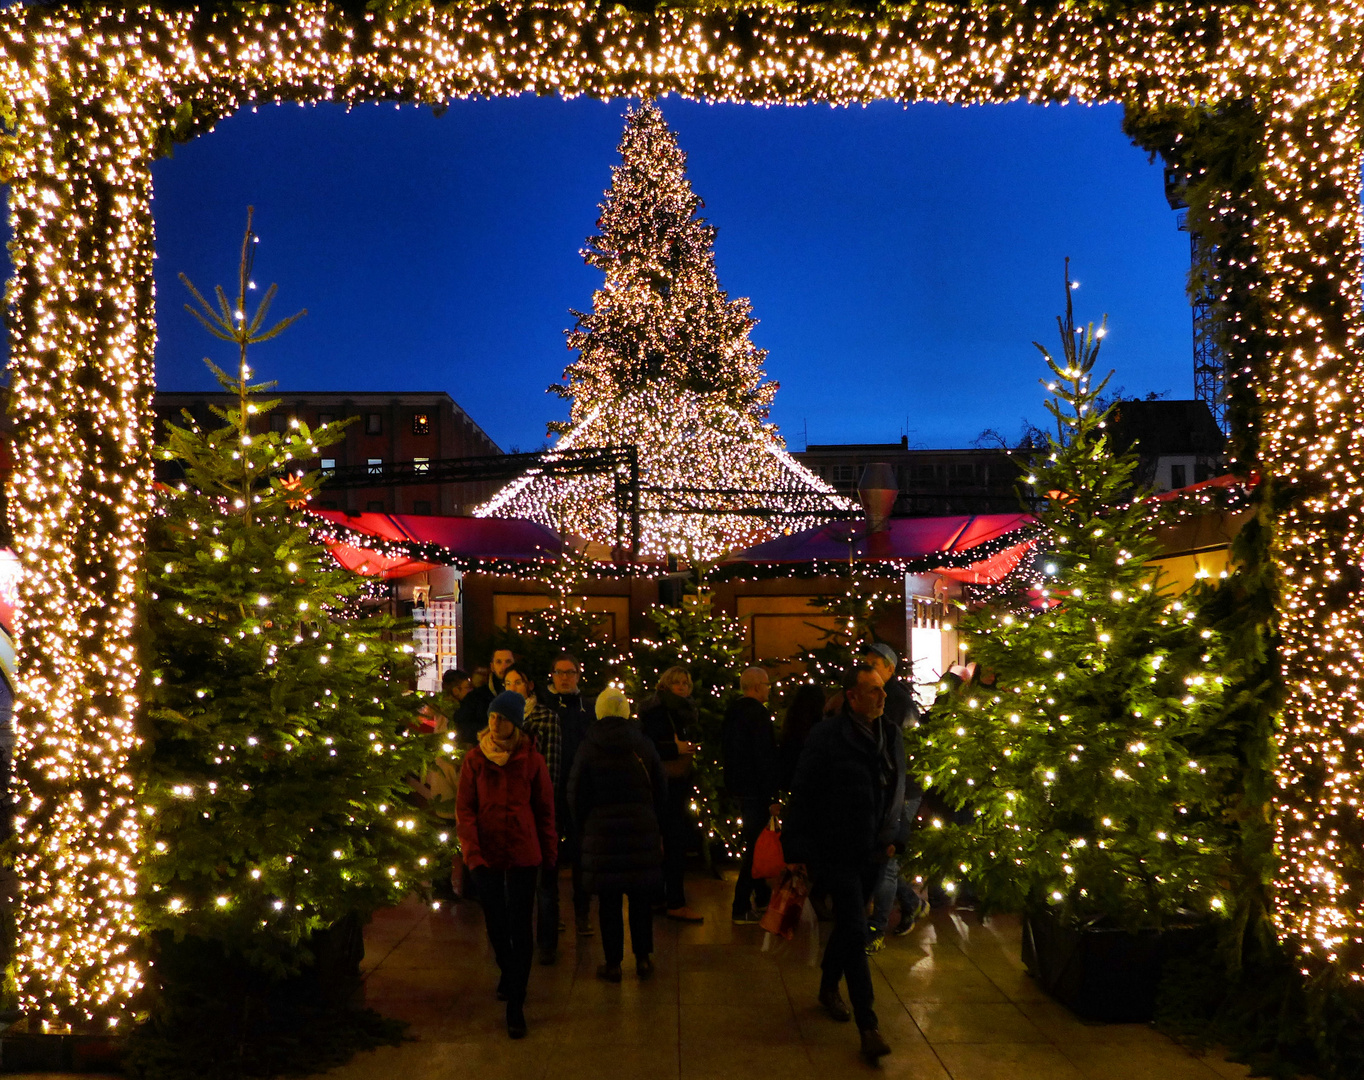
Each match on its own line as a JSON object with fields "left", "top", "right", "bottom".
{"left": 543, "top": 653, "right": 595, "bottom": 938}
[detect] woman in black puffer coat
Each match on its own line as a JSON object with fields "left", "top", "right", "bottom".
{"left": 568, "top": 687, "right": 667, "bottom": 982}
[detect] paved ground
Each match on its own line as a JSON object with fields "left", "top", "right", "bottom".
{"left": 326, "top": 871, "right": 1255, "bottom": 1080}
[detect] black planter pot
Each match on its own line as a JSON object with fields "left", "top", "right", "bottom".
{"left": 137, "top": 910, "right": 369, "bottom": 1071}
{"left": 1021, "top": 906, "right": 1213, "bottom": 1023}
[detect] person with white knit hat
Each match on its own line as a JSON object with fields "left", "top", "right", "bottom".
{"left": 567, "top": 686, "right": 668, "bottom": 981}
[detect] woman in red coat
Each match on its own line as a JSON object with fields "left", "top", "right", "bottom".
{"left": 456, "top": 690, "right": 556, "bottom": 1039}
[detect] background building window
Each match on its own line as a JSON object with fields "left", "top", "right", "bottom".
{"left": 412, "top": 500, "right": 432, "bottom": 516}
{"left": 317, "top": 412, "right": 334, "bottom": 426}
{"left": 320, "top": 458, "right": 336, "bottom": 476}
{"left": 413, "top": 456, "right": 430, "bottom": 474}
{"left": 412, "top": 413, "right": 430, "bottom": 436}
{"left": 366, "top": 500, "right": 385, "bottom": 513}
{"left": 1170, "top": 463, "right": 1187, "bottom": 489}
{"left": 269, "top": 414, "right": 288, "bottom": 433}
{"left": 365, "top": 412, "right": 382, "bottom": 435}
{"left": 367, "top": 457, "right": 383, "bottom": 475}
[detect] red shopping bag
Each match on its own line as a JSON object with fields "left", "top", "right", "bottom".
{"left": 751, "top": 817, "right": 786, "bottom": 881}
{"left": 759, "top": 868, "right": 811, "bottom": 940}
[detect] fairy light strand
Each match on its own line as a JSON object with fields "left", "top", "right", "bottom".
{"left": 0, "top": 0, "right": 1359, "bottom": 1028}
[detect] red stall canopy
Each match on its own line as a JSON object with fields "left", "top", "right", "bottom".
{"left": 311, "top": 510, "right": 565, "bottom": 579}
{"left": 721, "top": 513, "right": 1036, "bottom": 583}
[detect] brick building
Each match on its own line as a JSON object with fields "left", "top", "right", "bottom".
{"left": 795, "top": 438, "right": 1028, "bottom": 517}
{"left": 153, "top": 391, "right": 503, "bottom": 515}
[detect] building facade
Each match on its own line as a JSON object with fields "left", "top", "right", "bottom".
{"left": 794, "top": 438, "right": 1028, "bottom": 517}
{"left": 1106, "top": 399, "right": 1227, "bottom": 492}
{"left": 153, "top": 390, "right": 503, "bottom": 515}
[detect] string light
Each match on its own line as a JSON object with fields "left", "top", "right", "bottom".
{"left": 1, "top": 0, "right": 1359, "bottom": 1030}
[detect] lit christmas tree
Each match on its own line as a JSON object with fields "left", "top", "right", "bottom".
{"left": 136, "top": 214, "right": 436, "bottom": 1072}
{"left": 626, "top": 588, "right": 748, "bottom": 860}
{"left": 909, "top": 272, "right": 1239, "bottom": 929}
{"left": 477, "top": 101, "right": 844, "bottom": 560}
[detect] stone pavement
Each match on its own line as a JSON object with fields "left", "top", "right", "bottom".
{"left": 327, "top": 872, "right": 1255, "bottom": 1080}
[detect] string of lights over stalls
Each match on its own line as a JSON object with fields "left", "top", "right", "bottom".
{"left": 0, "top": 0, "right": 1361, "bottom": 1029}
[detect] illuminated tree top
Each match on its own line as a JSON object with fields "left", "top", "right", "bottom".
{"left": 481, "top": 102, "right": 844, "bottom": 560}
{"left": 554, "top": 100, "right": 775, "bottom": 425}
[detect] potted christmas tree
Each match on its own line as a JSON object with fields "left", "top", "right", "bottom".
{"left": 910, "top": 268, "right": 1239, "bottom": 1021}
{"left": 133, "top": 212, "right": 437, "bottom": 1076}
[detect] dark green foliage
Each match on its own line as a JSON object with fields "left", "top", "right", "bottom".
{"left": 626, "top": 592, "right": 747, "bottom": 860}
{"left": 909, "top": 272, "right": 1240, "bottom": 930}
{"left": 791, "top": 566, "right": 902, "bottom": 691}
{"left": 136, "top": 213, "right": 436, "bottom": 1073}
{"left": 490, "top": 551, "right": 628, "bottom": 692}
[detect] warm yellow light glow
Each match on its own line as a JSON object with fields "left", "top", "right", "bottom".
{"left": 0, "top": 0, "right": 1359, "bottom": 1029}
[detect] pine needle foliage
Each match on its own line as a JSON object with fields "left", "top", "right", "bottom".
{"left": 909, "top": 269, "right": 1239, "bottom": 930}
{"left": 553, "top": 99, "right": 774, "bottom": 422}
{"left": 626, "top": 589, "right": 747, "bottom": 860}
{"left": 140, "top": 210, "right": 438, "bottom": 980}
{"left": 481, "top": 101, "right": 840, "bottom": 560}
{"left": 793, "top": 565, "right": 904, "bottom": 690}
{"left": 491, "top": 548, "right": 628, "bottom": 691}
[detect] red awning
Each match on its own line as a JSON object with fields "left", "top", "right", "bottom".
{"left": 726, "top": 513, "right": 1034, "bottom": 565}
{"left": 1150, "top": 472, "right": 1258, "bottom": 502}
{"left": 310, "top": 510, "right": 565, "bottom": 579}
{"left": 939, "top": 541, "right": 1034, "bottom": 585}
{"left": 720, "top": 513, "right": 1035, "bottom": 582}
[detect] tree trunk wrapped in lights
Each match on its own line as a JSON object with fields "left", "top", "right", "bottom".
{"left": 910, "top": 274, "right": 1241, "bottom": 929}
{"left": 476, "top": 102, "right": 844, "bottom": 560}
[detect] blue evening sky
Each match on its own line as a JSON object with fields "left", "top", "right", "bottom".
{"left": 150, "top": 96, "right": 1190, "bottom": 454}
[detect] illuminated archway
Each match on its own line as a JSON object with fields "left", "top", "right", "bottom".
{"left": 0, "top": 0, "right": 1357, "bottom": 1028}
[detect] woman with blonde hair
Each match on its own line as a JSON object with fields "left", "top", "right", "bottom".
{"left": 639, "top": 666, "right": 704, "bottom": 922}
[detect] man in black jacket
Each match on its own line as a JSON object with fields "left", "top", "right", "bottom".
{"left": 784, "top": 662, "right": 906, "bottom": 1063}
{"left": 861, "top": 642, "right": 916, "bottom": 730}
{"left": 722, "top": 666, "right": 781, "bottom": 923}
{"left": 460, "top": 647, "right": 514, "bottom": 728}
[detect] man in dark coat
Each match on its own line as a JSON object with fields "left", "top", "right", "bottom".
{"left": 784, "top": 662, "right": 907, "bottom": 1063}
{"left": 568, "top": 687, "right": 667, "bottom": 981}
{"left": 721, "top": 666, "right": 781, "bottom": 922}
{"left": 542, "top": 652, "right": 596, "bottom": 938}
{"left": 860, "top": 642, "right": 925, "bottom": 949}
{"left": 460, "top": 647, "right": 515, "bottom": 732}
{"left": 861, "top": 642, "right": 917, "bottom": 730}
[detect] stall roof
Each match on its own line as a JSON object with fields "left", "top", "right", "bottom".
{"left": 311, "top": 510, "right": 565, "bottom": 579}
{"left": 718, "top": 513, "right": 1036, "bottom": 581}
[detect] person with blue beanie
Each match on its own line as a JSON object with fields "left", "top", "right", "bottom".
{"left": 456, "top": 689, "right": 556, "bottom": 1039}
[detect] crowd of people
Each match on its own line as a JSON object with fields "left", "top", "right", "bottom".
{"left": 418, "top": 643, "right": 928, "bottom": 1062}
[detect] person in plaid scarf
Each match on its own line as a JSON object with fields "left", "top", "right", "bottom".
{"left": 504, "top": 663, "right": 563, "bottom": 964}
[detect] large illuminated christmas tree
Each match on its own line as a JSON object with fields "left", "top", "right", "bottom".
{"left": 477, "top": 101, "right": 843, "bottom": 561}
